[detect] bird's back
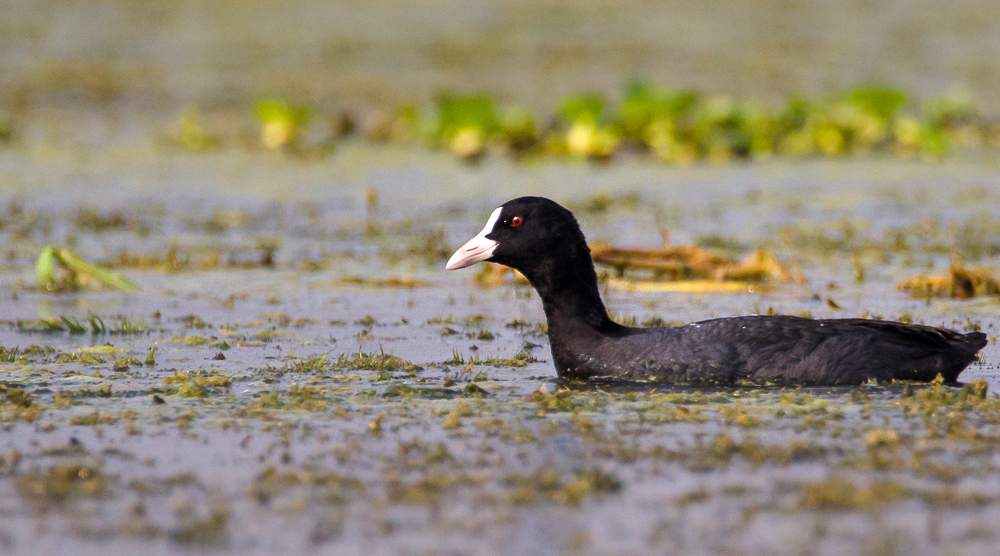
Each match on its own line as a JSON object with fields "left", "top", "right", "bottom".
{"left": 719, "top": 316, "right": 986, "bottom": 384}
{"left": 552, "top": 315, "right": 986, "bottom": 385}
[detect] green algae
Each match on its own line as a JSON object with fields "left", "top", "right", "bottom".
{"left": 214, "top": 83, "right": 1000, "bottom": 165}
{"left": 798, "top": 478, "right": 906, "bottom": 510}
{"left": 506, "top": 467, "right": 622, "bottom": 506}
{"left": 249, "top": 466, "right": 363, "bottom": 506}
{"left": 16, "top": 464, "right": 107, "bottom": 502}
{"left": 169, "top": 509, "right": 230, "bottom": 547}
{"left": 0, "top": 386, "right": 41, "bottom": 422}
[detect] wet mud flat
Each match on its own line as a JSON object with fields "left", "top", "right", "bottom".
{"left": 2, "top": 148, "right": 1000, "bottom": 555}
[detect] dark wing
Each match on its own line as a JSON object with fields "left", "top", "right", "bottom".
{"left": 693, "top": 316, "right": 986, "bottom": 385}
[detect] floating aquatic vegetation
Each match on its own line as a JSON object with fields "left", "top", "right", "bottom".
{"left": 16, "top": 464, "right": 107, "bottom": 503}
{"left": 401, "top": 94, "right": 544, "bottom": 161}
{"left": 111, "top": 241, "right": 283, "bottom": 273}
{"left": 0, "top": 386, "right": 38, "bottom": 423}
{"left": 15, "top": 314, "right": 146, "bottom": 335}
{"left": 441, "top": 401, "right": 473, "bottom": 429}
{"left": 477, "top": 238, "right": 781, "bottom": 295}
{"left": 383, "top": 383, "right": 468, "bottom": 399}
{"left": 0, "top": 345, "right": 54, "bottom": 363}
{"left": 435, "top": 95, "right": 499, "bottom": 161}
{"left": 248, "top": 466, "right": 362, "bottom": 506}
{"left": 163, "top": 370, "right": 233, "bottom": 390}
{"left": 74, "top": 207, "right": 136, "bottom": 233}
{"left": 526, "top": 388, "right": 577, "bottom": 412}
{"left": 775, "top": 86, "right": 909, "bottom": 157}
{"left": 619, "top": 81, "right": 698, "bottom": 145}
{"left": 283, "top": 385, "right": 330, "bottom": 411}
{"left": 591, "top": 240, "right": 801, "bottom": 291}
{"left": 355, "top": 82, "right": 1000, "bottom": 164}
{"left": 69, "top": 412, "right": 117, "bottom": 426}
{"left": 897, "top": 254, "right": 1000, "bottom": 299}
{"left": 55, "top": 384, "right": 113, "bottom": 400}
{"left": 169, "top": 509, "right": 229, "bottom": 547}
{"left": 254, "top": 97, "right": 310, "bottom": 150}
{"left": 592, "top": 243, "right": 732, "bottom": 280}
{"left": 35, "top": 247, "right": 139, "bottom": 292}
{"left": 498, "top": 106, "right": 538, "bottom": 157}
{"left": 557, "top": 94, "right": 620, "bottom": 160}
{"left": 897, "top": 375, "right": 990, "bottom": 417}
{"left": 719, "top": 405, "right": 764, "bottom": 428}
{"left": 332, "top": 349, "right": 422, "bottom": 374}
{"left": 798, "top": 478, "right": 905, "bottom": 510}
{"left": 386, "top": 471, "right": 472, "bottom": 505}
{"left": 482, "top": 350, "right": 537, "bottom": 368}
{"left": 506, "top": 467, "right": 622, "bottom": 506}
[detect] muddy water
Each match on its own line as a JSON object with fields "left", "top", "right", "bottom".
{"left": 2, "top": 145, "right": 1000, "bottom": 555}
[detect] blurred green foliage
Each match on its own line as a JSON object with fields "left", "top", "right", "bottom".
{"left": 254, "top": 97, "right": 311, "bottom": 150}
{"left": 191, "top": 83, "right": 1000, "bottom": 164}
{"left": 388, "top": 83, "right": 998, "bottom": 164}
{"left": 36, "top": 246, "right": 139, "bottom": 293}
{"left": 435, "top": 95, "right": 499, "bottom": 160}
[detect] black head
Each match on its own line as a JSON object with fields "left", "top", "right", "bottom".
{"left": 446, "top": 197, "right": 588, "bottom": 274}
{"left": 447, "top": 196, "right": 614, "bottom": 332}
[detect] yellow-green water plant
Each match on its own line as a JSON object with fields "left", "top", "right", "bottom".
{"left": 842, "top": 86, "right": 908, "bottom": 150}
{"left": 35, "top": 247, "right": 139, "bottom": 293}
{"left": 776, "top": 86, "right": 909, "bottom": 156}
{"left": 690, "top": 96, "right": 773, "bottom": 163}
{"left": 620, "top": 81, "right": 701, "bottom": 164}
{"left": 254, "top": 97, "right": 311, "bottom": 150}
{"left": 497, "top": 106, "right": 538, "bottom": 157}
{"left": 298, "top": 81, "right": 1000, "bottom": 164}
{"left": 558, "top": 94, "right": 620, "bottom": 160}
{"left": 434, "top": 94, "right": 500, "bottom": 161}
{"left": 893, "top": 91, "right": 981, "bottom": 160}
{"left": 17, "top": 314, "right": 146, "bottom": 335}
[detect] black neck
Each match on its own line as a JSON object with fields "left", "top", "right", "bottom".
{"left": 515, "top": 247, "right": 623, "bottom": 335}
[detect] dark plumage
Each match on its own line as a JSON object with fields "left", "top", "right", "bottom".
{"left": 446, "top": 196, "right": 988, "bottom": 385}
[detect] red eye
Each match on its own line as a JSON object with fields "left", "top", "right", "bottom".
{"left": 511, "top": 216, "right": 523, "bottom": 227}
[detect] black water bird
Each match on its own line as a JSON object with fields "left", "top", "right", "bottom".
{"left": 446, "top": 196, "right": 987, "bottom": 385}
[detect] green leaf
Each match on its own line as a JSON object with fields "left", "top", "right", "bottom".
{"left": 53, "top": 248, "right": 140, "bottom": 292}
{"left": 846, "top": 86, "right": 908, "bottom": 121}
{"left": 559, "top": 94, "right": 606, "bottom": 124}
{"left": 436, "top": 95, "right": 499, "bottom": 136}
{"left": 35, "top": 247, "right": 57, "bottom": 291}
{"left": 619, "top": 81, "right": 700, "bottom": 132}
{"left": 253, "top": 97, "right": 310, "bottom": 128}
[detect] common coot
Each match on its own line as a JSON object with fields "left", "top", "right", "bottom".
{"left": 446, "top": 196, "right": 987, "bottom": 385}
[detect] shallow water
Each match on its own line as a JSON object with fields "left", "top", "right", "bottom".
{"left": 4, "top": 1, "right": 1000, "bottom": 552}
{"left": 1, "top": 141, "right": 1000, "bottom": 555}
